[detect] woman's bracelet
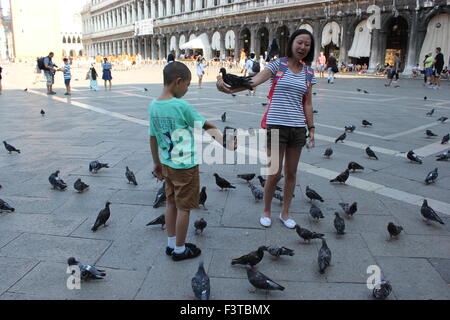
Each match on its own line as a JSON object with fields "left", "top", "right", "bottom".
{"left": 308, "top": 126, "right": 315, "bottom": 131}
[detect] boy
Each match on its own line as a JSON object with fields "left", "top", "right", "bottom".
{"left": 59, "top": 58, "right": 72, "bottom": 95}
{"left": 149, "top": 61, "right": 233, "bottom": 261}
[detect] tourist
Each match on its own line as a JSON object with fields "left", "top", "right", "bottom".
{"left": 216, "top": 29, "right": 317, "bottom": 229}
{"left": 102, "top": 57, "right": 113, "bottom": 90}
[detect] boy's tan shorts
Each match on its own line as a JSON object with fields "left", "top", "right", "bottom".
{"left": 162, "top": 164, "right": 200, "bottom": 211}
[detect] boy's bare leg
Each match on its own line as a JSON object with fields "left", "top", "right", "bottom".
{"left": 165, "top": 198, "right": 177, "bottom": 238}
{"left": 175, "top": 209, "right": 190, "bottom": 247}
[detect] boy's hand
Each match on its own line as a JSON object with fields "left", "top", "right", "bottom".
{"left": 152, "top": 164, "right": 164, "bottom": 181}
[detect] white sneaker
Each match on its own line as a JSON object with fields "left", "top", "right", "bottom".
{"left": 260, "top": 217, "right": 272, "bottom": 228}
{"left": 279, "top": 214, "right": 296, "bottom": 229}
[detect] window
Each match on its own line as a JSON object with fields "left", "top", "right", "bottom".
{"left": 163, "top": 0, "right": 167, "bottom": 16}
{"left": 202, "top": 0, "right": 206, "bottom": 8}
{"left": 228, "top": 0, "right": 233, "bottom": 3}
{"left": 63, "top": 36, "right": 67, "bottom": 43}
{"left": 181, "top": 0, "right": 185, "bottom": 12}
{"left": 155, "top": 1, "right": 159, "bottom": 18}
{"left": 171, "top": 0, "right": 175, "bottom": 14}
{"left": 214, "top": 0, "right": 219, "bottom": 5}
{"left": 191, "top": 0, "right": 195, "bottom": 10}
{"left": 68, "top": 37, "right": 71, "bottom": 44}
{"left": 77, "top": 37, "right": 81, "bottom": 43}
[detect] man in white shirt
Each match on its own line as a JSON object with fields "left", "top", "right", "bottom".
{"left": 245, "top": 53, "right": 258, "bottom": 96}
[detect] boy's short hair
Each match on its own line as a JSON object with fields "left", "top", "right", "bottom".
{"left": 164, "top": 61, "right": 191, "bottom": 85}
{"left": 250, "top": 53, "right": 255, "bottom": 59}
{"left": 63, "top": 58, "right": 68, "bottom": 62}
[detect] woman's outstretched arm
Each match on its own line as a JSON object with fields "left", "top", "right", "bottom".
{"left": 216, "top": 68, "right": 272, "bottom": 94}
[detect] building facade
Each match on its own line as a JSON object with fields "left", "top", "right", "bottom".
{"left": 81, "top": 0, "right": 450, "bottom": 73}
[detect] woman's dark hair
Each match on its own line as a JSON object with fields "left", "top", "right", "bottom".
{"left": 287, "top": 29, "right": 315, "bottom": 64}
{"left": 103, "top": 57, "right": 108, "bottom": 62}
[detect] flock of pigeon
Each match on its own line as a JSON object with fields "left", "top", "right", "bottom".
{"left": 1, "top": 70, "right": 448, "bottom": 300}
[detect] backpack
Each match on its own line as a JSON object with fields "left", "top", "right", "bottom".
{"left": 37, "top": 57, "right": 48, "bottom": 70}
{"left": 251, "top": 60, "right": 261, "bottom": 73}
{"left": 261, "top": 58, "right": 315, "bottom": 129}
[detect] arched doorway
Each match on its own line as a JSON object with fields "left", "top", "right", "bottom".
{"left": 62, "top": 49, "right": 67, "bottom": 57}
{"left": 419, "top": 14, "right": 450, "bottom": 67}
{"left": 257, "top": 27, "right": 269, "bottom": 58}
{"left": 276, "top": 26, "right": 289, "bottom": 57}
{"left": 70, "top": 49, "right": 76, "bottom": 57}
{"left": 211, "top": 31, "right": 221, "bottom": 60}
{"left": 225, "top": 30, "right": 235, "bottom": 59}
{"left": 384, "top": 16, "right": 408, "bottom": 70}
{"left": 240, "top": 28, "right": 251, "bottom": 55}
{"left": 321, "top": 21, "right": 341, "bottom": 60}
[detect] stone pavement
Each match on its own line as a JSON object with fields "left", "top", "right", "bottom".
{"left": 0, "top": 63, "right": 449, "bottom": 300}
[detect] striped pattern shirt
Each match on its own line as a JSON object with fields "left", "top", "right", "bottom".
{"left": 266, "top": 59, "right": 316, "bottom": 127}
{"left": 63, "top": 64, "right": 71, "bottom": 79}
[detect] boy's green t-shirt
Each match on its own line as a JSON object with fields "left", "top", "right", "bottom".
{"left": 425, "top": 56, "right": 434, "bottom": 68}
{"left": 149, "top": 98, "right": 206, "bottom": 169}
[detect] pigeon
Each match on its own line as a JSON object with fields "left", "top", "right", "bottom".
{"left": 144, "top": 88, "right": 148, "bottom": 92}
{"left": 125, "top": 166, "right": 138, "bottom": 185}
{"left": 232, "top": 94, "right": 236, "bottom": 97}
{"left": 194, "top": 218, "right": 207, "bottom": 235}
{"left": 91, "top": 202, "right": 111, "bottom": 232}
{"left": 237, "top": 173, "right": 256, "bottom": 182}
{"left": 426, "top": 130, "right": 438, "bottom": 137}
{"left": 89, "top": 161, "right": 109, "bottom": 173}
{"left": 48, "top": 170, "right": 67, "bottom": 190}
{"left": 257, "top": 176, "right": 282, "bottom": 192}
{"left": 248, "top": 182, "right": 264, "bottom": 201}
{"left": 67, "top": 257, "right": 106, "bottom": 281}
{"left": 153, "top": 183, "right": 166, "bottom": 208}
{"left": 294, "top": 224, "right": 324, "bottom": 243}
{"left": 424, "top": 168, "right": 438, "bottom": 185}
{"left": 437, "top": 116, "right": 448, "bottom": 123}
{"left": 231, "top": 246, "right": 266, "bottom": 267}
{"left": 191, "top": 261, "right": 210, "bottom": 300}
{"left": 24, "top": 88, "right": 28, "bottom": 92}
{"left": 74, "top": 178, "right": 89, "bottom": 193}
{"left": 426, "top": 108, "right": 434, "bottom": 116}
{"left": 366, "top": 146, "right": 378, "bottom": 160}
{"left": 309, "top": 203, "right": 324, "bottom": 221}
{"left": 262, "top": 102, "right": 268, "bottom": 107}
{"left": 348, "top": 162, "right": 364, "bottom": 172}
{"left": 305, "top": 186, "right": 324, "bottom": 202}
{"left": 363, "top": 90, "right": 369, "bottom": 94}
{"left": 245, "top": 264, "right": 285, "bottom": 292}
{"left": 345, "top": 125, "right": 356, "bottom": 133}
{"left": 357, "top": 88, "right": 362, "bottom": 92}
{"left": 273, "top": 191, "right": 284, "bottom": 202}
{"left": 436, "top": 150, "right": 449, "bottom": 161}
{"left": 221, "top": 112, "right": 226, "bottom": 122}
{"left": 146, "top": 214, "right": 165, "bottom": 229}
{"left": 334, "top": 212, "right": 346, "bottom": 235}
{"left": 335, "top": 132, "right": 346, "bottom": 143}
{"left": 40, "top": 109, "right": 45, "bottom": 116}
{"left": 219, "top": 68, "right": 253, "bottom": 90}
{"left": 313, "top": 110, "right": 319, "bottom": 114}
{"left": 264, "top": 245, "right": 294, "bottom": 258}
{"left": 324, "top": 148, "right": 333, "bottom": 158}
{"left": 421, "top": 199, "right": 444, "bottom": 224}
{"left": 3, "top": 141, "right": 20, "bottom": 154}
{"left": 0, "top": 199, "right": 15, "bottom": 212}
{"left": 424, "top": 96, "right": 427, "bottom": 100}
{"left": 387, "top": 222, "right": 403, "bottom": 239}
{"left": 362, "top": 120, "right": 372, "bottom": 127}
{"left": 442, "top": 134, "right": 449, "bottom": 144}
{"left": 339, "top": 202, "right": 358, "bottom": 218}
{"left": 318, "top": 238, "right": 332, "bottom": 274}
{"left": 313, "top": 92, "right": 317, "bottom": 96}
{"left": 213, "top": 173, "right": 236, "bottom": 191}
{"left": 330, "top": 169, "right": 350, "bottom": 184}
{"left": 372, "top": 280, "right": 392, "bottom": 300}
{"left": 407, "top": 151, "right": 422, "bottom": 164}
{"left": 199, "top": 186, "right": 207, "bottom": 210}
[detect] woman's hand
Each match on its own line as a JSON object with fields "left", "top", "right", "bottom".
{"left": 216, "top": 75, "right": 233, "bottom": 94}
{"left": 308, "top": 129, "right": 315, "bottom": 148}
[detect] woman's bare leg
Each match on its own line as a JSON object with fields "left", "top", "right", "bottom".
{"left": 263, "top": 145, "right": 285, "bottom": 218}
{"left": 281, "top": 147, "right": 302, "bottom": 219}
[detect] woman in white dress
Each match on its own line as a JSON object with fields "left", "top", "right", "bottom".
{"left": 195, "top": 56, "right": 206, "bottom": 89}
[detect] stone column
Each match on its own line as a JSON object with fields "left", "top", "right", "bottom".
{"left": 121, "top": 7, "right": 125, "bottom": 25}
{"left": 175, "top": 0, "right": 181, "bottom": 14}
{"left": 144, "top": 0, "right": 149, "bottom": 19}
{"left": 151, "top": 36, "right": 157, "bottom": 60}
{"left": 196, "top": 0, "right": 202, "bottom": 10}
{"left": 151, "top": 0, "right": 156, "bottom": 18}
{"left": 234, "top": 28, "right": 241, "bottom": 61}
{"left": 339, "top": 19, "right": 350, "bottom": 65}
{"left": 312, "top": 20, "right": 321, "bottom": 65}
{"left": 250, "top": 27, "right": 257, "bottom": 55}
{"left": 369, "top": 29, "right": 383, "bottom": 73}
{"left": 404, "top": 11, "right": 420, "bottom": 74}
{"left": 219, "top": 30, "right": 226, "bottom": 60}
{"left": 158, "top": 37, "right": 164, "bottom": 60}
{"left": 132, "top": 3, "right": 137, "bottom": 22}
{"left": 159, "top": 0, "right": 164, "bottom": 17}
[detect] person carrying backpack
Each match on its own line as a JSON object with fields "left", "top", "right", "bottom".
{"left": 216, "top": 29, "right": 317, "bottom": 229}
{"left": 245, "top": 53, "right": 260, "bottom": 96}
{"left": 38, "top": 52, "right": 57, "bottom": 95}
